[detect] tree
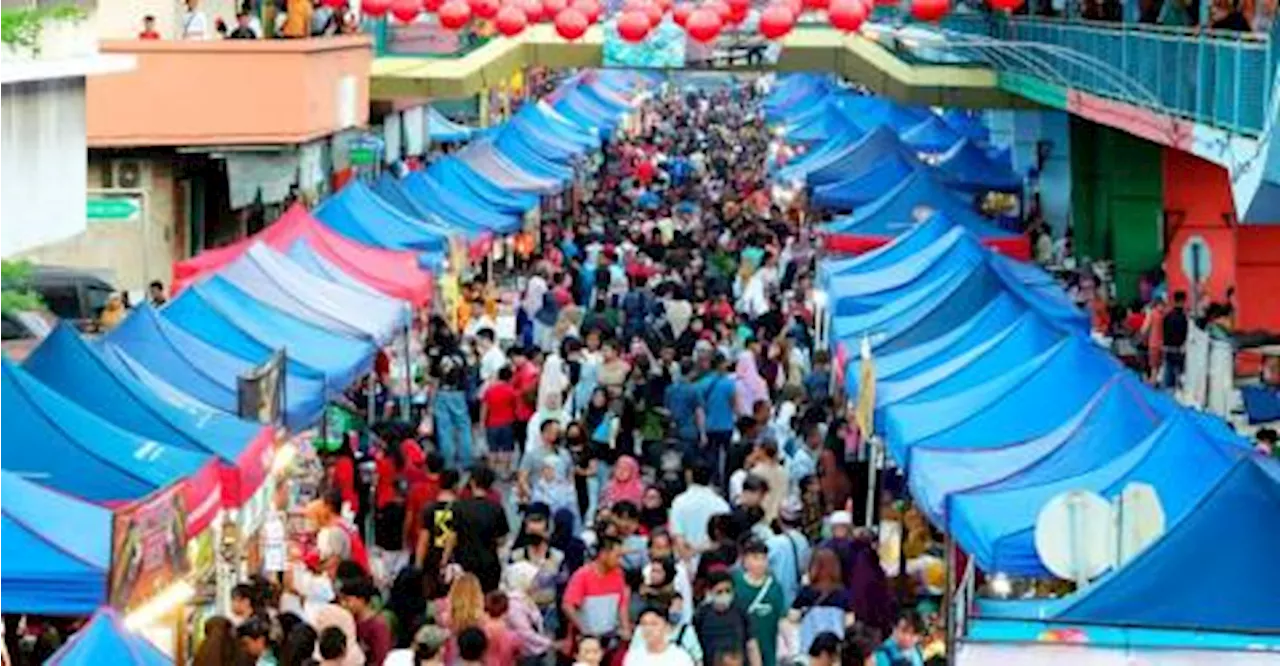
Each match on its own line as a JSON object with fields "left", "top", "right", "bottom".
{"left": 1, "top": 259, "right": 44, "bottom": 315}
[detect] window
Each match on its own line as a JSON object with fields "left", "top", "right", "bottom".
{"left": 84, "top": 283, "right": 113, "bottom": 317}
{"left": 38, "top": 285, "right": 81, "bottom": 320}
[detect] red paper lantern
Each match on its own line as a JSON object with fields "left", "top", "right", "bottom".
{"left": 572, "top": 0, "right": 601, "bottom": 20}
{"left": 495, "top": 4, "right": 527, "bottom": 33}
{"left": 910, "top": 0, "right": 949, "bottom": 20}
{"left": 422, "top": 0, "right": 445, "bottom": 11}
{"left": 390, "top": 0, "right": 421, "bottom": 20}
{"left": 987, "top": 0, "right": 1022, "bottom": 10}
{"left": 726, "top": 0, "right": 749, "bottom": 17}
{"left": 362, "top": 0, "right": 393, "bottom": 16}
{"left": 672, "top": 1, "right": 693, "bottom": 24}
{"left": 470, "top": 0, "right": 500, "bottom": 18}
{"left": 802, "top": 0, "right": 828, "bottom": 10}
{"left": 781, "top": 0, "right": 802, "bottom": 13}
{"left": 617, "top": 8, "right": 651, "bottom": 40}
{"left": 519, "top": 0, "right": 544, "bottom": 20}
{"left": 642, "top": 1, "right": 664, "bottom": 25}
{"left": 758, "top": 3, "right": 794, "bottom": 38}
{"left": 544, "top": 0, "right": 568, "bottom": 15}
{"left": 554, "top": 6, "right": 589, "bottom": 37}
{"left": 705, "top": 0, "right": 731, "bottom": 20}
{"left": 438, "top": 0, "right": 472, "bottom": 28}
{"left": 684, "top": 6, "right": 721, "bottom": 41}
{"left": 322, "top": 0, "right": 345, "bottom": 9}
{"left": 827, "top": 0, "right": 865, "bottom": 31}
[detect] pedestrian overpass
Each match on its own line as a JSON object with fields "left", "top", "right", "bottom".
{"left": 370, "top": 16, "right": 1277, "bottom": 221}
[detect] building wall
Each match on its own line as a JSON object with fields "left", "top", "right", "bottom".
{"left": 19, "top": 153, "right": 179, "bottom": 292}
{"left": 1070, "top": 117, "right": 1165, "bottom": 301}
{"left": 1161, "top": 148, "right": 1237, "bottom": 308}
{"left": 1235, "top": 226, "right": 1280, "bottom": 332}
{"left": 1, "top": 78, "right": 90, "bottom": 258}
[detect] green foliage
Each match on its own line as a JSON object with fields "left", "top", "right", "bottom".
{"left": 1, "top": 259, "right": 44, "bottom": 315}
{"left": 1, "top": 4, "right": 88, "bottom": 55}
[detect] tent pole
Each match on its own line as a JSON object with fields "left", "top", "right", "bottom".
{"left": 944, "top": 533, "right": 956, "bottom": 665}
{"left": 367, "top": 372, "right": 376, "bottom": 424}
{"left": 864, "top": 435, "right": 878, "bottom": 528}
{"left": 402, "top": 323, "right": 412, "bottom": 421}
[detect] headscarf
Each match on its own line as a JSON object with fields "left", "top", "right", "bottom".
{"left": 309, "top": 603, "right": 366, "bottom": 666}
{"left": 600, "top": 455, "right": 645, "bottom": 509}
{"left": 504, "top": 560, "right": 540, "bottom": 595}
{"left": 538, "top": 354, "right": 571, "bottom": 411}
{"left": 532, "top": 456, "right": 579, "bottom": 531}
{"left": 638, "top": 488, "right": 669, "bottom": 532}
{"left": 734, "top": 350, "right": 770, "bottom": 416}
{"left": 551, "top": 508, "right": 587, "bottom": 573}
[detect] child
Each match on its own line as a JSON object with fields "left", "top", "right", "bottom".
{"left": 574, "top": 636, "right": 604, "bottom": 666}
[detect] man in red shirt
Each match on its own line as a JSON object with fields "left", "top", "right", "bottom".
{"left": 138, "top": 15, "right": 160, "bottom": 38}
{"left": 509, "top": 347, "right": 540, "bottom": 457}
{"left": 480, "top": 366, "right": 520, "bottom": 477}
{"left": 403, "top": 452, "right": 446, "bottom": 552}
{"left": 562, "top": 536, "right": 631, "bottom": 660}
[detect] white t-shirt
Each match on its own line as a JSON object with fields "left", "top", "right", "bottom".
{"left": 479, "top": 345, "right": 508, "bottom": 383}
{"left": 669, "top": 485, "right": 730, "bottom": 553}
{"left": 180, "top": 10, "right": 209, "bottom": 39}
{"left": 624, "top": 642, "right": 694, "bottom": 666}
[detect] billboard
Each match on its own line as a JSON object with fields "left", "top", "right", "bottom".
{"left": 109, "top": 485, "right": 190, "bottom": 611}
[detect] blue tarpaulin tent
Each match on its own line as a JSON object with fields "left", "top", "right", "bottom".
{"left": 101, "top": 304, "right": 326, "bottom": 428}
{"left": 1, "top": 358, "right": 213, "bottom": 504}
{"left": 313, "top": 180, "right": 449, "bottom": 259}
{"left": 902, "top": 114, "right": 965, "bottom": 153}
{"left": 400, "top": 171, "right": 521, "bottom": 234}
{"left": 374, "top": 171, "right": 437, "bottom": 221}
{"left": 839, "top": 95, "right": 931, "bottom": 134}
{"left": 427, "top": 106, "right": 475, "bottom": 143}
{"left": 24, "top": 324, "right": 263, "bottom": 463}
{"left": 935, "top": 139, "right": 1023, "bottom": 193}
{"left": 977, "top": 453, "right": 1280, "bottom": 632}
{"left": 456, "top": 140, "right": 564, "bottom": 194}
{"left": 45, "top": 608, "right": 171, "bottom": 666}
{"left": 492, "top": 127, "right": 576, "bottom": 182}
{"left": 285, "top": 240, "right": 386, "bottom": 297}
{"left": 811, "top": 151, "right": 925, "bottom": 210}
{"left": 821, "top": 213, "right": 958, "bottom": 280}
{"left": 1, "top": 470, "right": 111, "bottom": 615}
{"left": 821, "top": 169, "right": 1018, "bottom": 242}
{"left": 778, "top": 126, "right": 913, "bottom": 186}
{"left": 165, "top": 278, "right": 375, "bottom": 392}
{"left": 942, "top": 108, "right": 990, "bottom": 144}
{"left": 880, "top": 336, "right": 1123, "bottom": 463}
{"left": 950, "top": 411, "right": 1251, "bottom": 575}
{"left": 427, "top": 157, "right": 539, "bottom": 215}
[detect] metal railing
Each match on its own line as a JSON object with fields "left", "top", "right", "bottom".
{"left": 928, "top": 13, "right": 1274, "bottom": 135}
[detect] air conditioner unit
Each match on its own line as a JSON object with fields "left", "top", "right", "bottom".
{"left": 103, "top": 159, "right": 149, "bottom": 190}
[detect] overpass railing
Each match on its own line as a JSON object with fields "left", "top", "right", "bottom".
{"left": 924, "top": 13, "right": 1273, "bottom": 136}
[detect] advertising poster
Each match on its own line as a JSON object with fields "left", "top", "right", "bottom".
{"left": 603, "top": 20, "right": 687, "bottom": 68}
{"left": 238, "top": 350, "right": 285, "bottom": 425}
{"left": 109, "top": 485, "right": 190, "bottom": 611}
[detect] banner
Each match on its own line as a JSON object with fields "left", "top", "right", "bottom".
{"left": 958, "top": 642, "right": 1280, "bottom": 666}
{"left": 109, "top": 485, "right": 190, "bottom": 611}
{"left": 238, "top": 350, "right": 285, "bottom": 425}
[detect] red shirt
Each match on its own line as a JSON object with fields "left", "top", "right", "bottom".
{"left": 562, "top": 563, "right": 629, "bottom": 648}
{"left": 404, "top": 474, "right": 441, "bottom": 548}
{"left": 510, "top": 361, "right": 540, "bottom": 422}
{"left": 330, "top": 457, "right": 359, "bottom": 514}
{"left": 482, "top": 619, "right": 520, "bottom": 666}
{"left": 482, "top": 381, "right": 520, "bottom": 427}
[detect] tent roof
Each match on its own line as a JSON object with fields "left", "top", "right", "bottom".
{"left": 24, "top": 324, "right": 264, "bottom": 464}
{"left": 172, "top": 204, "right": 432, "bottom": 306}
{"left": 901, "top": 113, "right": 965, "bottom": 153}
{"left": 170, "top": 277, "right": 376, "bottom": 392}
{"left": 839, "top": 95, "right": 932, "bottom": 134}
{"left": 45, "top": 608, "right": 171, "bottom": 666}
{"left": 908, "top": 373, "right": 1173, "bottom": 526}
{"left": 218, "top": 243, "right": 409, "bottom": 344}
{"left": 1, "top": 358, "right": 213, "bottom": 505}
{"left": 821, "top": 212, "right": 957, "bottom": 280}
{"left": 427, "top": 157, "right": 539, "bottom": 214}
{"left": 0, "top": 470, "right": 111, "bottom": 615}
{"left": 822, "top": 168, "right": 1017, "bottom": 240}
{"left": 285, "top": 239, "right": 387, "bottom": 297}
{"left": 881, "top": 336, "right": 1123, "bottom": 463}
{"left": 401, "top": 171, "right": 520, "bottom": 234}
{"left": 313, "top": 180, "right": 449, "bottom": 255}
{"left": 951, "top": 411, "right": 1251, "bottom": 576}
{"left": 811, "top": 151, "right": 922, "bottom": 210}
{"left": 942, "top": 108, "right": 991, "bottom": 144}
{"left": 101, "top": 304, "right": 325, "bottom": 429}
{"left": 427, "top": 106, "right": 475, "bottom": 142}
{"left": 456, "top": 140, "right": 564, "bottom": 194}
{"left": 492, "top": 125, "right": 576, "bottom": 182}
{"left": 779, "top": 126, "right": 913, "bottom": 185}
{"left": 935, "top": 138, "right": 1022, "bottom": 192}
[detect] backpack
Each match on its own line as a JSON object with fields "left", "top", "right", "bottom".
{"left": 336, "top": 520, "right": 372, "bottom": 572}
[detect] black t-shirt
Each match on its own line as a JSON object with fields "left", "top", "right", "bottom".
{"left": 451, "top": 498, "right": 509, "bottom": 592}
{"left": 694, "top": 604, "right": 751, "bottom": 665}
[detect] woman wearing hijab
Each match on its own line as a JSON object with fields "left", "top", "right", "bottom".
{"left": 532, "top": 455, "right": 581, "bottom": 533}
{"left": 599, "top": 455, "right": 645, "bottom": 511}
{"left": 533, "top": 292, "right": 561, "bottom": 353}
{"left": 308, "top": 604, "right": 366, "bottom": 666}
{"left": 502, "top": 562, "right": 555, "bottom": 661}
{"left": 734, "top": 350, "right": 771, "bottom": 417}
{"left": 550, "top": 508, "right": 588, "bottom": 576}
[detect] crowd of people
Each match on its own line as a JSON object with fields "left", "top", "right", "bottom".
{"left": 186, "top": 78, "right": 945, "bottom": 666}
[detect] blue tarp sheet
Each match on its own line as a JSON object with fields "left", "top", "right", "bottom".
{"left": 374, "top": 172, "right": 436, "bottom": 221}
{"left": 778, "top": 126, "right": 910, "bottom": 185}
{"left": 24, "top": 324, "right": 259, "bottom": 463}
{"left": 427, "top": 157, "right": 539, "bottom": 215}
{"left": 167, "top": 278, "right": 375, "bottom": 392}
{"left": 101, "top": 304, "right": 325, "bottom": 428}
{"left": 902, "top": 114, "right": 964, "bottom": 153}
{"left": 1, "top": 358, "right": 212, "bottom": 504}
{"left": 493, "top": 127, "right": 576, "bottom": 182}
{"left": 1, "top": 470, "right": 111, "bottom": 615}
{"left": 764, "top": 74, "right": 833, "bottom": 121}
{"left": 880, "top": 336, "right": 1123, "bottom": 463}
{"left": 838, "top": 95, "right": 931, "bottom": 134}
{"left": 811, "top": 152, "right": 922, "bottom": 210}
{"left": 820, "top": 213, "right": 957, "bottom": 280}
{"left": 44, "top": 608, "right": 172, "bottom": 666}
{"left": 935, "top": 139, "right": 1023, "bottom": 193}
{"left": 950, "top": 411, "right": 1250, "bottom": 575}
{"left": 313, "top": 180, "right": 449, "bottom": 259}
{"left": 427, "top": 106, "right": 475, "bottom": 143}
{"left": 821, "top": 169, "right": 1016, "bottom": 239}
{"left": 554, "top": 89, "right": 624, "bottom": 132}
{"left": 942, "top": 108, "right": 990, "bottom": 144}
{"left": 400, "top": 171, "right": 521, "bottom": 234}
{"left": 285, "top": 240, "right": 386, "bottom": 297}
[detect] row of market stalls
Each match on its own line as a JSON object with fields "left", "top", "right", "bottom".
{"left": 2, "top": 69, "right": 651, "bottom": 663}
{"left": 766, "top": 76, "right": 1280, "bottom": 657}
{"left": 768, "top": 74, "right": 1028, "bottom": 259}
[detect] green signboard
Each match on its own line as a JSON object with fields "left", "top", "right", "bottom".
{"left": 87, "top": 196, "right": 142, "bottom": 222}
{"left": 349, "top": 147, "right": 376, "bottom": 166}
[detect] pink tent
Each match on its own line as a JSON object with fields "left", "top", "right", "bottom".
{"left": 173, "top": 204, "right": 433, "bottom": 307}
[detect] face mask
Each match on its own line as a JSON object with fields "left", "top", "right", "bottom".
{"left": 669, "top": 611, "right": 682, "bottom": 625}
{"left": 711, "top": 592, "right": 734, "bottom": 609}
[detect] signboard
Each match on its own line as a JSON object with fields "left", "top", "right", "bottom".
{"left": 109, "top": 484, "right": 190, "bottom": 611}
{"left": 87, "top": 195, "right": 142, "bottom": 223}
{"left": 238, "top": 350, "right": 285, "bottom": 425}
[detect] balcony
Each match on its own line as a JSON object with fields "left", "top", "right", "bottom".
{"left": 876, "top": 12, "right": 1274, "bottom": 136}
{"left": 86, "top": 35, "right": 373, "bottom": 147}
